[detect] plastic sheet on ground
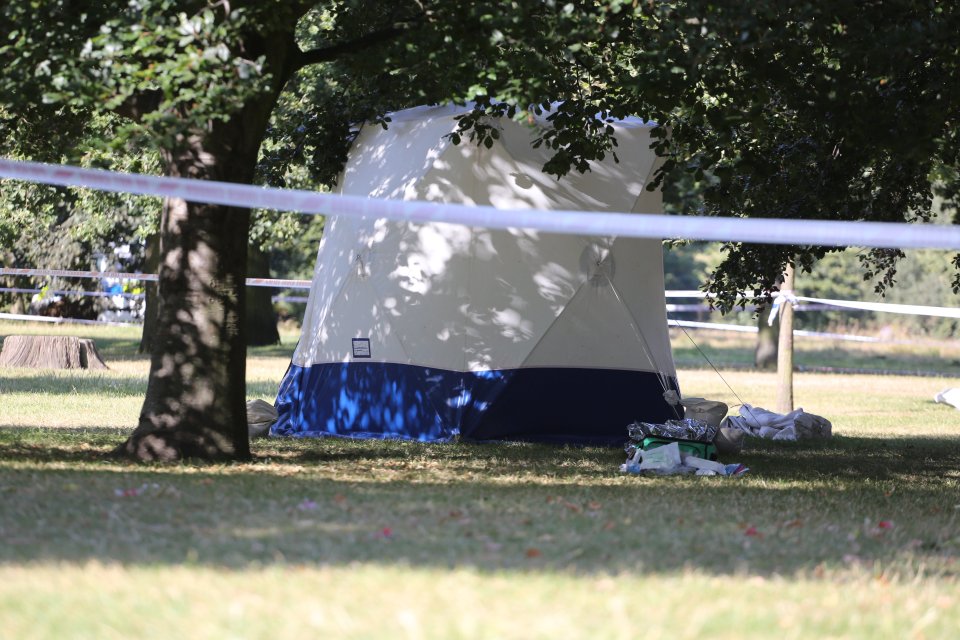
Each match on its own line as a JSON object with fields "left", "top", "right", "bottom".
{"left": 628, "top": 418, "right": 719, "bottom": 443}
{"left": 620, "top": 432, "right": 748, "bottom": 477}
{"left": 721, "top": 404, "right": 832, "bottom": 441}
{"left": 619, "top": 442, "right": 748, "bottom": 477}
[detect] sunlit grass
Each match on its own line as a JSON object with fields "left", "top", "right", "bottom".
{"left": 0, "top": 321, "right": 294, "bottom": 428}
{"left": 1, "top": 564, "right": 956, "bottom": 640}
{"left": 671, "top": 327, "right": 960, "bottom": 375}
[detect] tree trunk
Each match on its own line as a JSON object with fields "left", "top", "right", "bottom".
{"left": 118, "top": 186, "right": 252, "bottom": 461}
{"left": 114, "top": 29, "right": 299, "bottom": 462}
{"left": 138, "top": 228, "right": 161, "bottom": 354}
{"left": 246, "top": 244, "right": 280, "bottom": 346}
{"left": 755, "top": 311, "right": 778, "bottom": 369}
{"left": 117, "top": 122, "right": 264, "bottom": 462}
{"left": 776, "top": 264, "right": 795, "bottom": 414}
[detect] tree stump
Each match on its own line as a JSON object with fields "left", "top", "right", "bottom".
{"left": 0, "top": 335, "right": 109, "bottom": 370}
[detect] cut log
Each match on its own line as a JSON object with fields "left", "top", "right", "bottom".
{"left": 0, "top": 335, "right": 109, "bottom": 370}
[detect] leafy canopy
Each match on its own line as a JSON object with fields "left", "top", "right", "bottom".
{"left": 2, "top": 1, "right": 958, "bottom": 309}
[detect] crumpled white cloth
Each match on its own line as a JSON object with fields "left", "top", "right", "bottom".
{"left": 935, "top": 388, "right": 960, "bottom": 410}
{"left": 721, "top": 404, "right": 832, "bottom": 441}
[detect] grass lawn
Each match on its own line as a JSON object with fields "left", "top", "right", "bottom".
{"left": 1, "top": 320, "right": 959, "bottom": 639}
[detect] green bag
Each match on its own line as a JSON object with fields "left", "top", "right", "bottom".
{"left": 641, "top": 436, "right": 718, "bottom": 461}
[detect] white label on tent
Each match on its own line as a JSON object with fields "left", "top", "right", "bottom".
{"left": 352, "top": 338, "right": 371, "bottom": 358}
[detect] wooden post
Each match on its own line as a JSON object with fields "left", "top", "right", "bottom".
{"left": 776, "top": 264, "right": 795, "bottom": 413}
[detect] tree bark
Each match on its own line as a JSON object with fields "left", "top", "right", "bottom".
{"left": 115, "top": 27, "right": 300, "bottom": 462}
{"left": 755, "top": 311, "right": 778, "bottom": 369}
{"left": 116, "top": 120, "right": 262, "bottom": 462}
{"left": 776, "top": 264, "right": 795, "bottom": 414}
{"left": 118, "top": 173, "right": 252, "bottom": 461}
{"left": 246, "top": 244, "right": 280, "bottom": 346}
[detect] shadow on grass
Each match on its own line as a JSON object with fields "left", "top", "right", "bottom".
{"left": 733, "top": 434, "right": 960, "bottom": 481}
{"left": 0, "top": 373, "right": 277, "bottom": 399}
{"left": 1, "top": 429, "right": 958, "bottom": 578}
{"left": 263, "top": 432, "right": 960, "bottom": 479}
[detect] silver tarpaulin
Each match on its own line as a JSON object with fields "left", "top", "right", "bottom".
{"left": 627, "top": 418, "right": 719, "bottom": 443}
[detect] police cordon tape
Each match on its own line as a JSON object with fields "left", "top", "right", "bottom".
{"left": 0, "top": 312, "right": 134, "bottom": 327}
{"left": 666, "top": 290, "right": 960, "bottom": 319}
{"left": 2, "top": 267, "right": 957, "bottom": 318}
{"left": 0, "top": 285, "right": 852, "bottom": 314}
{"left": 0, "top": 286, "right": 143, "bottom": 299}
{"left": 0, "top": 309, "right": 918, "bottom": 345}
{"left": 0, "top": 268, "right": 311, "bottom": 289}
{"left": 669, "top": 319, "right": 887, "bottom": 343}
{"left": 0, "top": 286, "right": 310, "bottom": 304}
{"left": 3, "top": 157, "right": 960, "bottom": 250}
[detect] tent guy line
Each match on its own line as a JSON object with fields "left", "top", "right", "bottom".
{"left": 2, "top": 157, "right": 959, "bottom": 250}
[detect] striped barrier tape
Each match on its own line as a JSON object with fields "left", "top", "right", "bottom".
{"left": 0, "top": 268, "right": 311, "bottom": 290}
{"left": 2, "top": 157, "right": 960, "bottom": 250}
{"left": 793, "top": 294, "right": 960, "bottom": 319}
{"left": 247, "top": 278, "right": 312, "bottom": 289}
{"left": 0, "top": 309, "right": 903, "bottom": 343}
{"left": 665, "top": 290, "right": 959, "bottom": 319}
{"left": 3, "top": 265, "right": 956, "bottom": 318}
{"left": 669, "top": 319, "right": 887, "bottom": 343}
{"left": 0, "top": 286, "right": 310, "bottom": 305}
{"left": 0, "top": 287, "right": 144, "bottom": 299}
{"left": 0, "top": 312, "right": 136, "bottom": 327}
{"left": 666, "top": 303, "right": 831, "bottom": 313}
{"left": 0, "top": 310, "right": 905, "bottom": 344}
{"left": 0, "top": 268, "right": 157, "bottom": 281}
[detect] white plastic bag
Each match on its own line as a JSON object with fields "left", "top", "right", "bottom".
{"left": 639, "top": 442, "right": 682, "bottom": 470}
{"left": 935, "top": 388, "right": 960, "bottom": 410}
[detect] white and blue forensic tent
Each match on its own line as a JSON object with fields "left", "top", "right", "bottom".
{"left": 272, "top": 104, "right": 680, "bottom": 445}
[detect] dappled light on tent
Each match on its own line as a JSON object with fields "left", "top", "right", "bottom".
{"left": 273, "top": 104, "right": 679, "bottom": 444}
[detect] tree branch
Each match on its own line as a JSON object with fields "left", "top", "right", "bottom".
{"left": 113, "top": 89, "right": 163, "bottom": 123}
{"left": 294, "top": 20, "right": 420, "bottom": 71}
